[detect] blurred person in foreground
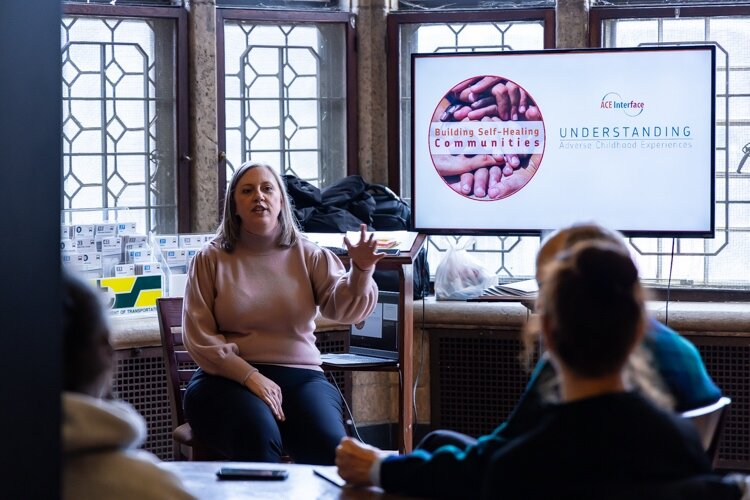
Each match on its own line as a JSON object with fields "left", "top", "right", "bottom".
{"left": 336, "top": 226, "right": 736, "bottom": 499}
{"left": 62, "top": 270, "right": 194, "bottom": 500}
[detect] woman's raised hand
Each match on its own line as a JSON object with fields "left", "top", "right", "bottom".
{"left": 343, "top": 224, "right": 385, "bottom": 272}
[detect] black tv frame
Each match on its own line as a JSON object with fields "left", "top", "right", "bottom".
{"left": 410, "top": 45, "right": 716, "bottom": 238}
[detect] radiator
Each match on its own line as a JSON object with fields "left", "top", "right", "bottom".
{"left": 689, "top": 335, "right": 750, "bottom": 470}
{"left": 112, "top": 347, "right": 173, "bottom": 460}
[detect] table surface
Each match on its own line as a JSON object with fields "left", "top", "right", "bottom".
{"left": 160, "top": 461, "right": 410, "bottom": 500}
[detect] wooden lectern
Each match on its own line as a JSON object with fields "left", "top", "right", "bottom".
{"left": 325, "top": 233, "right": 426, "bottom": 453}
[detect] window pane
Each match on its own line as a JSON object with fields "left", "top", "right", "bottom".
{"left": 61, "top": 15, "right": 178, "bottom": 234}
{"left": 223, "top": 20, "right": 347, "bottom": 187}
{"left": 398, "top": 0, "right": 554, "bottom": 9}
{"left": 593, "top": 0, "right": 748, "bottom": 5}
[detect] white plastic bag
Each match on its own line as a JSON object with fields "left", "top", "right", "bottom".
{"left": 434, "top": 238, "right": 496, "bottom": 300}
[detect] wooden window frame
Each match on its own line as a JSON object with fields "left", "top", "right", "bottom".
{"left": 62, "top": 3, "right": 191, "bottom": 232}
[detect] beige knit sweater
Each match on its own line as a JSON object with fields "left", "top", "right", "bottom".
{"left": 183, "top": 231, "right": 378, "bottom": 384}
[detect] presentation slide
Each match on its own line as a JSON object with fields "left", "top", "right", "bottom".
{"left": 412, "top": 46, "right": 715, "bottom": 236}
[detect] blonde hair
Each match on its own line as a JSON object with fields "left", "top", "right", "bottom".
{"left": 217, "top": 161, "right": 301, "bottom": 252}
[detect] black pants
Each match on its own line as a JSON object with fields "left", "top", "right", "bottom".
{"left": 184, "top": 365, "right": 345, "bottom": 465}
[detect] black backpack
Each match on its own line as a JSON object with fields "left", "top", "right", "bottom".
{"left": 367, "top": 184, "right": 411, "bottom": 231}
{"left": 283, "top": 175, "right": 429, "bottom": 299}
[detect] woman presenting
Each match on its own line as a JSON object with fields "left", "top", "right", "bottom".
{"left": 183, "top": 161, "right": 382, "bottom": 465}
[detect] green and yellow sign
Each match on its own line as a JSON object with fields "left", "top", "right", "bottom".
{"left": 93, "top": 275, "right": 163, "bottom": 313}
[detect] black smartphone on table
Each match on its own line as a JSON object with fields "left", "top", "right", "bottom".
{"left": 216, "top": 467, "right": 289, "bottom": 481}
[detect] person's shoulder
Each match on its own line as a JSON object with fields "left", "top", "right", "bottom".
{"left": 70, "top": 450, "right": 194, "bottom": 500}
{"left": 647, "top": 318, "right": 680, "bottom": 337}
{"left": 297, "top": 235, "right": 336, "bottom": 259}
{"left": 297, "top": 234, "right": 319, "bottom": 251}
{"left": 202, "top": 237, "right": 222, "bottom": 253}
{"left": 645, "top": 318, "right": 700, "bottom": 354}
{"left": 63, "top": 445, "right": 194, "bottom": 500}
{"left": 119, "top": 451, "right": 195, "bottom": 499}
{"left": 191, "top": 238, "right": 224, "bottom": 261}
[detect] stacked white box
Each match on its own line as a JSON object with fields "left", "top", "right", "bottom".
{"left": 178, "top": 234, "right": 203, "bottom": 248}
{"left": 127, "top": 248, "right": 152, "bottom": 263}
{"left": 97, "top": 236, "right": 122, "bottom": 254}
{"left": 185, "top": 247, "right": 201, "bottom": 270}
{"left": 94, "top": 223, "right": 117, "bottom": 237}
{"left": 122, "top": 234, "right": 148, "bottom": 248}
{"left": 136, "top": 262, "right": 162, "bottom": 276}
{"left": 156, "top": 235, "right": 179, "bottom": 249}
{"left": 116, "top": 222, "right": 138, "bottom": 236}
{"left": 114, "top": 263, "right": 135, "bottom": 277}
{"left": 60, "top": 239, "right": 76, "bottom": 255}
{"left": 164, "top": 248, "right": 187, "bottom": 275}
{"left": 78, "top": 252, "right": 102, "bottom": 271}
{"left": 122, "top": 235, "right": 149, "bottom": 263}
{"left": 64, "top": 252, "right": 101, "bottom": 279}
{"left": 97, "top": 236, "right": 122, "bottom": 278}
{"left": 74, "top": 238, "right": 97, "bottom": 252}
{"left": 72, "top": 224, "right": 95, "bottom": 239}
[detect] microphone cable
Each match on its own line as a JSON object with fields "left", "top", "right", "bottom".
{"left": 665, "top": 238, "right": 675, "bottom": 326}
{"left": 331, "top": 373, "right": 364, "bottom": 443}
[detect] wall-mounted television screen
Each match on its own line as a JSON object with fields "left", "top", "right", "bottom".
{"left": 411, "top": 46, "right": 716, "bottom": 237}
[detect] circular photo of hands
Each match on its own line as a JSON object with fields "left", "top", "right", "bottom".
{"left": 429, "top": 76, "right": 545, "bottom": 200}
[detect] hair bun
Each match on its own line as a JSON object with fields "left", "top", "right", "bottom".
{"left": 573, "top": 243, "right": 638, "bottom": 294}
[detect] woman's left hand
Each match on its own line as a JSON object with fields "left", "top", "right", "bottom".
{"left": 343, "top": 224, "right": 385, "bottom": 272}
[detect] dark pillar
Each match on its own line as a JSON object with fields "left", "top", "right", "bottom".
{"left": 0, "top": 1, "right": 62, "bottom": 497}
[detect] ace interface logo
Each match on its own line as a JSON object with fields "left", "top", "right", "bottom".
{"left": 600, "top": 92, "right": 645, "bottom": 117}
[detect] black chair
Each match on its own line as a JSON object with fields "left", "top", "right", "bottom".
{"left": 156, "top": 297, "right": 225, "bottom": 460}
{"left": 681, "top": 396, "right": 732, "bottom": 466}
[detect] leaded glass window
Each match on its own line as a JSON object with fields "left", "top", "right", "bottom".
{"left": 222, "top": 16, "right": 348, "bottom": 187}
{"left": 61, "top": 13, "right": 180, "bottom": 234}
{"left": 597, "top": 10, "right": 750, "bottom": 287}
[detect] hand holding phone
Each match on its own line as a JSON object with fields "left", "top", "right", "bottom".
{"left": 216, "top": 467, "right": 289, "bottom": 481}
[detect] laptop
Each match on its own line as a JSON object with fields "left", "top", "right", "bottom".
{"left": 320, "top": 291, "right": 399, "bottom": 367}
